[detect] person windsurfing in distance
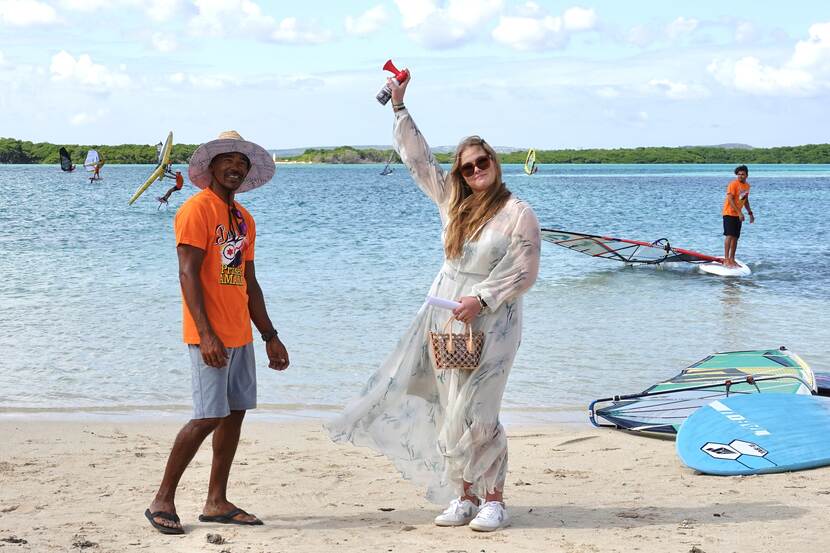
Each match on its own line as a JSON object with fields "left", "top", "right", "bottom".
{"left": 92, "top": 156, "right": 104, "bottom": 181}
{"left": 380, "top": 151, "right": 395, "bottom": 175}
{"left": 156, "top": 138, "right": 184, "bottom": 207}
{"left": 85, "top": 149, "right": 104, "bottom": 182}
{"left": 59, "top": 147, "right": 76, "bottom": 172}
{"left": 157, "top": 169, "right": 184, "bottom": 208}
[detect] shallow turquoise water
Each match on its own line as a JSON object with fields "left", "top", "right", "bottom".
{"left": 3, "top": 163, "right": 829, "bottom": 416}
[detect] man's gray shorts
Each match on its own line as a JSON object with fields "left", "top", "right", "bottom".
{"left": 189, "top": 342, "right": 256, "bottom": 419}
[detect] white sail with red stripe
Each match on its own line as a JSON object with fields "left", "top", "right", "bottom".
{"left": 541, "top": 228, "right": 723, "bottom": 265}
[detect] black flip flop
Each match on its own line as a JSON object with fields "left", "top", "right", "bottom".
{"left": 144, "top": 509, "right": 184, "bottom": 535}
{"left": 198, "top": 507, "right": 263, "bottom": 525}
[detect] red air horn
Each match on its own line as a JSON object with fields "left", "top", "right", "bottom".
{"left": 376, "top": 59, "right": 410, "bottom": 105}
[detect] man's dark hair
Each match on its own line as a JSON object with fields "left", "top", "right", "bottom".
{"left": 734, "top": 165, "right": 748, "bottom": 175}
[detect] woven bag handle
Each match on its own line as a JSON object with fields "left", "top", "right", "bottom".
{"left": 442, "top": 317, "right": 475, "bottom": 354}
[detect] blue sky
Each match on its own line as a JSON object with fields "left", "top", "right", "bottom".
{"left": 1, "top": 0, "right": 829, "bottom": 149}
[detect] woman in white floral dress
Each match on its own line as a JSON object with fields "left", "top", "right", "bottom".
{"left": 325, "top": 73, "right": 541, "bottom": 532}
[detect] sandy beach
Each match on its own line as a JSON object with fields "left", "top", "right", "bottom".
{"left": 0, "top": 417, "right": 824, "bottom": 553}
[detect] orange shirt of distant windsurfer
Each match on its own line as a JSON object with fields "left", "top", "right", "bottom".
{"left": 722, "top": 177, "right": 750, "bottom": 217}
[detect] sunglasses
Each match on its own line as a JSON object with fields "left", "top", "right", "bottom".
{"left": 230, "top": 206, "right": 248, "bottom": 236}
{"left": 459, "top": 155, "right": 492, "bottom": 178}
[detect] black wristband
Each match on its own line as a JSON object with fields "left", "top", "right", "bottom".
{"left": 261, "top": 329, "right": 279, "bottom": 342}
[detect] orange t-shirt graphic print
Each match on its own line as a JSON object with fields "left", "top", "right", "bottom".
{"left": 722, "top": 179, "right": 750, "bottom": 217}
{"left": 174, "top": 188, "right": 256, "bottom": 347}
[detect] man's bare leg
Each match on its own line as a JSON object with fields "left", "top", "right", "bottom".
{"left": 147, "top": 417, "right": 222, "bottom": 531}
{"left": 202, "top": 410, "right": 259, "bottom": 523}
{"left": 724, "top": 236, "right": 738, "bottom": 267}
{"left": 728, "top": 237, "right": 739, "bottom": 266}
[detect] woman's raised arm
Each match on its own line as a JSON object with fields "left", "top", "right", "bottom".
{"left": 389, "top": 73, "right": 450, "bottom": 206}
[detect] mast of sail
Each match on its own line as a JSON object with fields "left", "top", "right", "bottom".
{"left": 380, "top": 151, "right": 395, "bottom": 175}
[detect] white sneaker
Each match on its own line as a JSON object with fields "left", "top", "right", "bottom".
{"left": 469, "top": 501, "right": 510, "bottom": 532}
{"left": 434, "top": 498, "right": 479, "bottom": 527}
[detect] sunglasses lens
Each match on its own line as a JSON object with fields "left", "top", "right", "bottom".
{"left": 459, "top": 155, "right": 490, "bottom": 178}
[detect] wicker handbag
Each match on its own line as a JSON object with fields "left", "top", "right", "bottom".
{"left": 429, "top": 317, "right": 485, "bottom": 370}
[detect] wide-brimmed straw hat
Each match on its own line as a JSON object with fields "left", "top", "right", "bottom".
{"left": 188, "top": 130, "right": 275, "bottom": 193}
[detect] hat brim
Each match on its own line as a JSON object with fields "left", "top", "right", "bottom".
{"left": 188, "top": 138, "right": 275, "bottom": 193}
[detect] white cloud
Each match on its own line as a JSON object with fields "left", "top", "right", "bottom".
{"left": 562, "top": 6, "right": 596, "bottom": 32}
{"left": 666, "top": 16, "right": 698, "bottom": 39}
{"left": 270, "top": 17, "right": 332, "bottom": 44}
{"left": 189, "top": 0, "right": 273, "bottom": 37}
{"left": 492, "top": 16, "right": 565, "bottom": 50}
{"left": 492, "top": 6, "right": 597, "bottom": 51}
{"left": 150, "top": 32, "right": 177, "bottom": 52}
{"left": 791, "top": 22, "right": 830, "bottom": 68}
{"left": 345, "top": 5, "right": 388, "bottom": 36}
{"left": 167, "top": 71, "right": 326, "bottom": 92}
{"left": 0, "top": 51, "right": 5, "bottom": 65}
{"left": 143, "top": 0, "right": 188, "bottom": 22}
{"left": 394, "top": 0, "right": 502, "bottom": 49}
{"left": 708, "top": 57, "right": 814, "bottom": 95}
{"left": 50, "top": 51, "right": 131, "bottom": 89}
{"left": 168, "top": 72, "right": 234, "bottom": 89}
{"left": 0, "top": 0, "right": 58, "bottom": 26}
{"left": 70, "top": 109, "right": 107, "bottom": 125}
{"left": 515, "top": 1, "right": 540, "bottom": 17}
{"left": 58, "top": 0, "right": 108, "bottom": 11}
{"left": 708, "top": 21, "right": 830, "bottom": 96}
{"left": 623, "top": 16, "right": 702, "bottom": 48}
{"left": 395, "top": 0, "right": 435, "bottom": 28}
{"left": 58, "top": 0, "right": 187, "bottom": 22}
{"left": 648, "top": 79, "right": 710, "bottom": 100}
{"left": 188, "top": 0, "right": 331, "bottom": 44}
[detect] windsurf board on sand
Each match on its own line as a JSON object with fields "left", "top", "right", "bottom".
{"left": 677, "top": 394, "right": 830, "bottom": 475}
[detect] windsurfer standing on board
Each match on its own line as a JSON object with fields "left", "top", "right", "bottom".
{"left": 721, "top": 164, "right": 754, "bottom": 268}
{"left": 92, "top": 155, "right": 104, "bottom": 181}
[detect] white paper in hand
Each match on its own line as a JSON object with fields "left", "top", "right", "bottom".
{"left": 425, "top": 295, "right": 461, "bottom": 310}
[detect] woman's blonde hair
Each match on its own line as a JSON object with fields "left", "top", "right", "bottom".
{"left": 444, "top": 136, "right": 512, "bottom": 259}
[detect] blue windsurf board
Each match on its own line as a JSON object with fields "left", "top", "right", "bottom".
{"left": 677, "top": 394, "right": 830, "bottom": 475}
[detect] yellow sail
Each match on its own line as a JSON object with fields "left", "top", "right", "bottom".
{"left": 523, "top": 148, "right": 537, "bottom": 175}
{"left": 128, "top": 131, "right": 173, "bottom": 205}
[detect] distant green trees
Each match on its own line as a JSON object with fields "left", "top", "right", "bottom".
{"left": 0, "top": 138, "right": 198, "bottom": 164}
{"left": 4, "top": 137, "right": 830, "bottom": 164}
{"left": 287, "top": 146, "right": 399, "bottom": 164}
{"left": 495, "top": 144, "right": 830, "bottom": 164}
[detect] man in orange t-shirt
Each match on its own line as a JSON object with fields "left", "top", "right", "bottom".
{"left": 721, "top": 164, "right": 755, "bottom": 268}
{"left": 146, "top": 131, "right": 288, "bottom": 535}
